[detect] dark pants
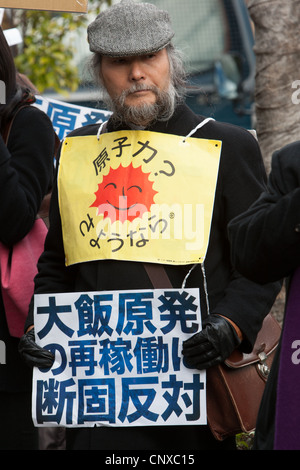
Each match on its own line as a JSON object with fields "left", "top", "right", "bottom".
{"left": 66, "top": 425, "right": 236, "bottom": 450}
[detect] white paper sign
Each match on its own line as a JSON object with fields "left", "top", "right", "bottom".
{"left": 32, "top": 288, "right": 206, "bottom": 428}
{"left": 3, "top": 27, "right": 22, "bottom": 46}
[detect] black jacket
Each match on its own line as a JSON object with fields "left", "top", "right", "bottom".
{"left": 26, "top": 104, "right": 281, "bottom": 352}
{"left": 229, "top": 140, "right": 300, "bottom": 282}
{"left": 0, "top": 105, "right": 55, "bottom": 391}
{"left": 228, "top": 140, "right": 300, "bottom": 449}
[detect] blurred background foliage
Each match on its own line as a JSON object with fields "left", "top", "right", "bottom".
{"left": 10, "top": 1, "right": 112, "bottom": 94}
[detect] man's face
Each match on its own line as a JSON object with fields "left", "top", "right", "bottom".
{"left": 100, "top": 48, "right": 171, "bottom": 113}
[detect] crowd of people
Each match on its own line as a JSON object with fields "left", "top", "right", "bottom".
{"left": 0, "top": 0, "right": 298, "bottom": 451}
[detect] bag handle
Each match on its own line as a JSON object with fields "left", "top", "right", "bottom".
{"left": 2, "top": 105, "right": 28, "bottom": 145}
{"left": 143, "top": 263, "right": 172, "bottom": 289}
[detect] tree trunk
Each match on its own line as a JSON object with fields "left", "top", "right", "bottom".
{"left": 247, "top": 0, "right": 300, "bottom": 173}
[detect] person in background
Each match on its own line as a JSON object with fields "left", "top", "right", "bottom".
{"left": 19, "top": 0, "right": 280, "bottom": 450}
{"left": 0, "top": 26, "right": 56, "bottom": 450}
{"left": 228, "top": 140, "right": 300, "bottom": 450}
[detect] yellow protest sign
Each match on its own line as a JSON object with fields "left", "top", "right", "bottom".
{"left": 0, "top": 0, "right": 88, "bottom": 12}
{"left": 58, "top": 130, "right": 221, "bottom": 266}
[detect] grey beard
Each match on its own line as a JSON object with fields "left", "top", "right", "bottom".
{"left": 103, "top": 83, "right": 177, "bottom": 127}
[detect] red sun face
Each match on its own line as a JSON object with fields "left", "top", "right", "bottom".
{"left": 90, "top": 164, "right": 157, "bottom": 223}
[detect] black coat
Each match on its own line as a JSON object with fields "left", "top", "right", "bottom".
{"left": 0, "top": 105, "right": 55, "bottom": 392}
{"left": 229, "top": 140, "right": 300, "bottom": 449}
{"left": 27, "top": 104, "right": 280, "bottom": 345}
{"left": 26, "top": 104, "right": 281, "bottom": 449}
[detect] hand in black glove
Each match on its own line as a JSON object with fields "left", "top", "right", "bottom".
{"left": 18, "top": 328, "right": 55, "bottom": 369}
{"left": 182, "top": 314, "right": 241, "bottom": 370}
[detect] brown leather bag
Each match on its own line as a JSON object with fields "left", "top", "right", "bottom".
{"left": 143, "top": 263, "right": 281, "bottom": 441}
{"left": 206, "top": 312, "right": 281, "bottom": 440}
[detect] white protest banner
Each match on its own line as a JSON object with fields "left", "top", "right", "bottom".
{"left": 32, "top": 289, "right": 206, "bottom": 427}
{"left": 0, "top": 0, "right": 88, "bottom": 13}
{"left": 34, "top": 95, "right": 111, "bottom": 140}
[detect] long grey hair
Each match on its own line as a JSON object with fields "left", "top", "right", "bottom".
{"left": 89, "top": 44, "right": 187, "bottom": 125}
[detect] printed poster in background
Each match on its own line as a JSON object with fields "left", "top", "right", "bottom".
{"left": 34, "top": 95, "right": 111, "bottom": 141}
{"left": 58, "top": 131, "right": 222, "bottom": 266}
{"left": 32, "top": 289, "right": 206, "bottom": 427}
{"left": 0, "top": 0, "right": 88, "bottom": 12}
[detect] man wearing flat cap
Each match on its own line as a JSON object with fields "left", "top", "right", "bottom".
{"left": 19, "top": 0, "right": 280, "bottom": 450}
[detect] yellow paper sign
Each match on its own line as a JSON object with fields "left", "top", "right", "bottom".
{"left": 58, "top": 130, "right": 221, "bottom": 266}
{"left": 0, "top": 0, "right": 88, "bottom": 12}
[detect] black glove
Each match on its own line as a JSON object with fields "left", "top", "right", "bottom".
{"left": 18, "top": 328, "right": 55, "bottom": 369}
{"left": 182, "top": 314, "right": 241, "bottom": 370}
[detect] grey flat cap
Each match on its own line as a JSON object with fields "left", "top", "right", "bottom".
{"left": 87, "top": 0, "right": 174, "bottom": 57}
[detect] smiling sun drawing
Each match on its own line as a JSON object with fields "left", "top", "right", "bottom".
{"left": 90, "top": 163, "right": 158, "bottom": 223}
